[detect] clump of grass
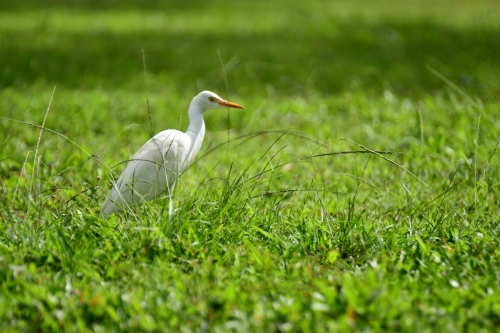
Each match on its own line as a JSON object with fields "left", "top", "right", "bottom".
{"left": 2, "top": 80, "right": 500, "bottom": 330}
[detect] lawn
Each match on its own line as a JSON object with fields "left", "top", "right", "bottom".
{"left": 1, "top": 0, "right": 500, "bottom": 331}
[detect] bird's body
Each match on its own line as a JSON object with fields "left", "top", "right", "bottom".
{"left": 101, "top": 91, "right": 243, "bottom": 217}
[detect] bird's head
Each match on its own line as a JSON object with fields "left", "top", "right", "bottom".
{"left": 193, "top": 91, "right": 244, "bottom": 112}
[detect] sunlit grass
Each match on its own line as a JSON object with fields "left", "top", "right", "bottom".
{"left": 1, "top": 0, "right": 500, "bottom": 331}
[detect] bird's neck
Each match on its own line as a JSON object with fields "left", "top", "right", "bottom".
{"left": 186, "top": 104, "right": 206, "bottom": 138}
{"left": 185, "top": 104, "right": 206, "bottom": 165}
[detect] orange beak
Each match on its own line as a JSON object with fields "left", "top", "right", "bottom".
{"left": 217, "top": 99, "right": 244, "bottom": 109}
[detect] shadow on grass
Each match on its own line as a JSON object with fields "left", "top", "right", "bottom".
{"left": 1, "top": 2, "right": 499, "bottom": 98}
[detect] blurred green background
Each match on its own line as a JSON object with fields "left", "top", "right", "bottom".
{"left": 1, "top": 0, "right": 499, "bottom": 97}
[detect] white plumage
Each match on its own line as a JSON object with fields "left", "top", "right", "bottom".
{"left": 101, "top": 91, "right": 244, "bottom": 217}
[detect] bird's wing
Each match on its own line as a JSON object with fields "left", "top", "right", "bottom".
{"left": 101, "top": 130, "right": 191, "bottom": 216}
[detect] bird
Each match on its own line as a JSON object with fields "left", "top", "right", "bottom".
{"left": 101, "top": 90, "right": 244, "bottom": 218}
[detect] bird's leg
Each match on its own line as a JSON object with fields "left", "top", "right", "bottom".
{"left": 167, "top": 182, "right": 176, "bottom": 231}
{"left": 168, "top": 194, "right": 174, "bottom": 221}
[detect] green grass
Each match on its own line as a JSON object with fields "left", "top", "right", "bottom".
{"left": 1, "top": 0, "right": 500, "bottom": 331}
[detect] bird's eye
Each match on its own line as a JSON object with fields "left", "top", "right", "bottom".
{"left": 208, "top": 97, "right": 215, "bottom": 102}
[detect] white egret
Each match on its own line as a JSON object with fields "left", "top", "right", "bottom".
{"left": 101, "top": 91, "right": 244, "bottom": 218}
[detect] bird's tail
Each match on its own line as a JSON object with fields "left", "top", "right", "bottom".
{"left": 101, "top": 189, "right": 122, "bottom": 218}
